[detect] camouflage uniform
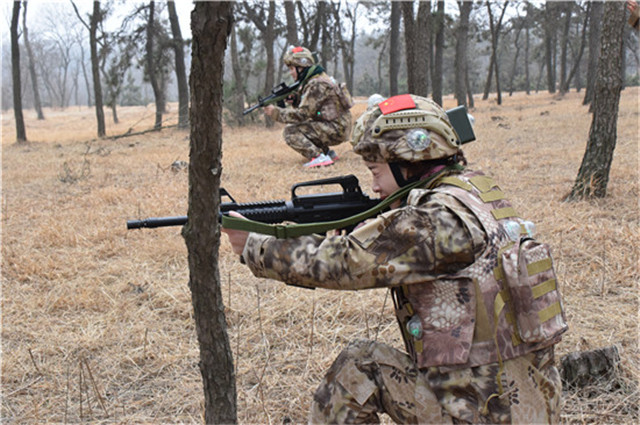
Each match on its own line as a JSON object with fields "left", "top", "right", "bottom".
{"left": 238, "top": 95, "right": 566, "bottom": 424}
{"left": 271, "top": 72, "right": 353, "bottom": 159}
{"left": 241, "top": 168, "right": 565, "bottom": 424}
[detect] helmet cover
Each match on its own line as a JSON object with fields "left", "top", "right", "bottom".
{"left": 352, "top": 94, "right": 461, "bottom": 163}
{"left": 283, "top": 46, "right": 315, "bottom": 67}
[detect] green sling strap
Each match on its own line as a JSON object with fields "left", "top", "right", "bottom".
{"left": 222, "top": 165, "right": 462, "bottom": 239}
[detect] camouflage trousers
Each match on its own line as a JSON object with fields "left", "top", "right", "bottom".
{"left": 283, "top": 120, "right": 349, "bottom": 159}
{"left": 309, "top": 340, "right": 561, "bottom": 424}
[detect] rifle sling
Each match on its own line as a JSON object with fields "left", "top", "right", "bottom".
{"left": 221, "top": 166, "right": 459, "bottom": 239}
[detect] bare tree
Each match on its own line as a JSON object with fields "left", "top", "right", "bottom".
{"left": 11, "top": 0, "right": 27, "bottom": 142}
{"left": 229, "top": 22, "right": 246, "bottom": 125}
{"left": 167, "top": 0, "right": 189, "bottom": 129}
{"left": 402, "top": 0, "right": 430, "bottom": 97}
{"left": 455, "top": 1, "right": 472, "bottom": 107}
{"left": 22, "top": 1, "right": 44, "bottom": 120}
{"left": 284, "top": 0, "right": 298, "bottom": 46}
{"left": 566, "top": 2, "right": 626, "bottom": 200}
{"left": 389, "top": 1, "right": 401, "bottom": 96}
{"left": 583, "top": 1, "right": 603, "bottom": 106}
{"left": 431, "top": 0, "right": 445, "bottom": 106}
{"left": 184, "top": 2, "right": 236, "bottom": 422}
{"left": 482, "top": 0, "right": 508, "bottom": 104}
{"left": 71, "top": 0, "right": 106, "bottom": 137}
{"left": 146, "top": 1, "right": 164, "bottom": 129}
{"left": 562, "top": 3, "right": 589, "bottom": 93}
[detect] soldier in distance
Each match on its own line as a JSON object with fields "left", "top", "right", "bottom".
{"left": 263, "top": 46, "right": 353, "bottom": 168}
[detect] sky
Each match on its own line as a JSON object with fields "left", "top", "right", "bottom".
{"left": 1, "top": 0, "right": 195, "bottom": 43}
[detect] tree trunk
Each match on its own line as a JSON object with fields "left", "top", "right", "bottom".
{"left": 168, "top": 0, "right": 189, "bottom": 129}
{"left": 454, "top": 1, "right": 472, "bottom": 107}
{"left": 431, "top": 0, "right": 445, "bottom": 106}
{"left": 483, "top": 1, "right": 507, "bottom": 104}
{"left": 22, "top": 1, "right": 44, "bottom": 120}
{"left": 284, "top": 0, "right": 298, "bottom": 46}
{"left": 90, "top": 1, "right": 105, "bottom": 137}
{"left": 230, "top": 23, "right": 245, "bottom": 125}
{"left": 389, "top": 1, "right": 401, "bottom": 96}
{"left": 566, "top": 1, "right": 625, "bottom": 201}
{"left": 559, "top": 2, "right": 572, "bottom": 95}
{"left": 508, "top": 24, "right": 523, "bottom": 96}
{"left": 544, "top": 2, "right": 557, "bottom": 94}
{"left": 563, "top": 5, "right": 589, "bottom": 93}
{"left": 11, "top": 0, "right": 27, "bottom": 142}
{"left": 465, "top": 67, "right": 474, "bottom": 108}
{"left": 184, "top": 2, "right": 236, "bottom": 423}
{"left": 583, "top": 1, "right": 603, "bottom": 106}
{"left": 525, "top": 15, "right": 530, "bottom": 95}
{"left": 146, "top": 1, "right": 163, "bottom": 130}
{"left": 402, "top": 1, "right": 430, "bottom": 97}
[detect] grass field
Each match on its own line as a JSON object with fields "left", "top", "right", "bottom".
{"left": 2, "top": 88, "right": 638, "bottom": 424}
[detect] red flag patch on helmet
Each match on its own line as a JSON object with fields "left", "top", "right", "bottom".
{"left": 292, "top": 46, "right": 305, "bottom": 53}
{"left": 379, "top": 94, "right": 416, "bottom": 115}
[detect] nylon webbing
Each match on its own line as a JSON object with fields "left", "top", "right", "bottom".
{"left": 222, "top": 165, "right": 460, "bottom": 238}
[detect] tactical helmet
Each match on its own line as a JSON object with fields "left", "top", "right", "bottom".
{"left": 283, "top": 46, "right": 315, "bottom": 68}
{"left": 352, "top": 94, "right": 461, "bottom": 163}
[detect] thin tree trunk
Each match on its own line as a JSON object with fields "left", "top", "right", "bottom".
{"left": 11, "top": 0, "right": 27, "bottom": 142}
{"left": 184, "top": 2, "right": 236, "bottom": 422}
{"left": 230, "top": 23, "right": 245, "bottom": 125}
{"left": 432, "top": 0, "right": 445, "bottom": 106}
{"left": 559, "top": 2, "right": 572, "bottom": 95}
{"left": 563, "top": 5, "right": 589, "bottom": 93}
{"left": 146, "top": 1, "right": 163, "bottom": 130}
{"left": 525, "top": 16, "right": 530, "bottom": 94}
{"left": 168, "top": 0, "right": 189, "bottom": 129}
{"left": 284, "top": 0, "right": 298, "bottom": 46}
{"left": 566, "top": 2, "right": 625, "bottom": 201}
{"left": 583, "top": 1, "right": 603, "bottom": 106}
{"left": 22, "top": 1, "right": 44, "bottom": 120}
{"left": 89, "top": 1, "right": 105, "bottom": 137}
{"left": 389, "top": 1, "right": 401, "bottom": 96}
{"left": 545, "top": 2, "right": 557, "bottom": 93}
{"left": 455, "top": 1, "right": 472, "bottom": 107}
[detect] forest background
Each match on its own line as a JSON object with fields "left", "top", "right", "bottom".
{"left": 2, "top": 0, "right": 640, "bottom": 125}
{"left": 2, "top": 0, "right": 639, "bottom": 424}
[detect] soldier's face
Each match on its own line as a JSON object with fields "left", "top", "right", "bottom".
{"left": 288, "top": 66, "right": 298, "bottom": 80}
{"left": 365, "top": 161, "right": 401, "bottom": 207}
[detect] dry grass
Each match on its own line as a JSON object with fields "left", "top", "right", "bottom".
{"left": 1, "top": 89, "right": 638, "bottom": 424}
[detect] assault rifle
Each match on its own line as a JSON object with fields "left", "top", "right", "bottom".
{"left": 243, "top": 80, "right": 301, "bottom": 116}
{"left": 126, "top": 174, "right": 379, "bottom": 231}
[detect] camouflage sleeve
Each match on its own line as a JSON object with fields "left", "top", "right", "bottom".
{"left": 241, "top": 191, "right": 486, "bottom": 290}
{"left": 273, "top": 79, "right": 331, "bottom": 124}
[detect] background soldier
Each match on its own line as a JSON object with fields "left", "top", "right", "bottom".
{"left": 223, "top": 94, "right": 567, "bottom": 423}
{"left": 264, "top": 46, "right": 353, "bottom": 168}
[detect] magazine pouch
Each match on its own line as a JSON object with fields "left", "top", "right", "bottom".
{"left": 501, "top": 237, "right": 568, "bottom": 343}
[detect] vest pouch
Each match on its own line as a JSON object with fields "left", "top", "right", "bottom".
{"left": 501, "top": 238, "right": 568, "bottom": 343}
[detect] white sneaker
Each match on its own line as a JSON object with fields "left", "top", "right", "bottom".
{"left": 303, "top": 153, "right": 334, "bottom": 168}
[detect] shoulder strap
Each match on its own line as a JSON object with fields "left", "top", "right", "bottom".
{"left": 222, "top": 165, "right": 461, "bottom": 238}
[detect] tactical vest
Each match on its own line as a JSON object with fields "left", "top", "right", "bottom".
{"left": 308, "top": 73, "right": 353, "bottom": 122}
{"left": 393, "top": 169, "right": 568, "bottom": 370}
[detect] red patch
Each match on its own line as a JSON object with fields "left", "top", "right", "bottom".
{"left": 378, "top": 94, "right": 416, "bottom": 115}
{"left": 292, "top": 46, "right": 304, "bottom": 53}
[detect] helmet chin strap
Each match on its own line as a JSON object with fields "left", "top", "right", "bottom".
{"left": 389, "top": 162, "right": 418, "bottom": 188}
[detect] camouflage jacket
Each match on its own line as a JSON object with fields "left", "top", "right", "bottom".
{"left": 242, "top": 168, "right": 566, "bottom": 369}
{"left": 272, "top": 72, "right": 352, "bottom": 126}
